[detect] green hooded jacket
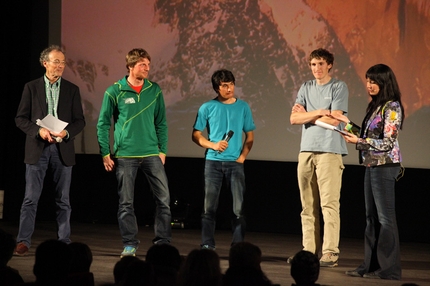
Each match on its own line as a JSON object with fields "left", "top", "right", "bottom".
{"left": 97, "top": 76, "right": 168, "bottom": 158}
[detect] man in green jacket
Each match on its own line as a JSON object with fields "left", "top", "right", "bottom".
{"left": 97, "top": 48, "right": 171, "bottom": 257}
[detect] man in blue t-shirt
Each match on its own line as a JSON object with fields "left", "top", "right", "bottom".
{"left": 192, "top": 69, "right": 256, "bottom": 250}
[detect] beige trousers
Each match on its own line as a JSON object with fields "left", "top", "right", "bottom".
{"left": 297, "top": 152, "right": 344, "bottom": 255}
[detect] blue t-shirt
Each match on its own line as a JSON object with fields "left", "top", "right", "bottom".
{"left": 193, "top": 98, "right": 256, "bottom": 161}
{"left": 295, "top": 78, "right": 349, "bottom": 155}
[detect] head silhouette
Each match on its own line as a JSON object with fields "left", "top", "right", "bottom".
{"left": 290, "top": 250, "right": 320, "bottom": 285}
{"left": 33, "top": 239, "right": 72, "bottom": 284}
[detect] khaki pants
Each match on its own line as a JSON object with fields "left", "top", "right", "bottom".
{"left": 297, "top": 152, "right": 344, "bottom": 255}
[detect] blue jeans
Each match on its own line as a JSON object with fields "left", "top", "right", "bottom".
{"left": 116, "top": 156, "right": 171, "bottom": 247}
{"left": 201, "top": 160, "right": 246, "bottom": 248}
{"left": 17, "top": 144, "right": 72, "bottom": 247}
{"left": 356, "top": 165, "right": 401, "bottom": 280}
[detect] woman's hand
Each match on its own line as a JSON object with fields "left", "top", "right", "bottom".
{"left": 342, "top": 133, "right": 359, "bottom": 144}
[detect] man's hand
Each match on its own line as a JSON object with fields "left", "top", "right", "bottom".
{"left": 214, "top": 140, "right": 229, "bottom": 153}
{"left": 103, "top": 155, "right": 115, "bottom": 172}
{"left": 159, "top": 153, "right": 166, "bottom": 165}
{"left": 39, "top": 127, "right": 55, "bottom": 143}
{"left": 290, "top": 103, "right": 331, "bottom": 125}
{"left": 50, "top": 130, "right": 67, "bottom": 142}
{"left": 192, "top": 129, "right": 228, "bottom": 152}
{"left": 291, "top": 104, "right": 306, "bottom": 113}
{"left": 328, "top": 113, "right": 350, "bottom": 124}
{"left": 236, "top": 155, "right": 245, "bottom": 163}
{"left": 50, "top": 129, "right": 67, "bottom": 139}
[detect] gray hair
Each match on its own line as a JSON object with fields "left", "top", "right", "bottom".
{"left": 39, "top": 45, "right": 64, "bottom": 66}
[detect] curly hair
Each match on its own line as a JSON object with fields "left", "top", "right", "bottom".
{"left": 39, "top": 45, "right": 64, "bottom": 66}
{"left": 308, "top": 48, "right": 334, "bottom": 72}
{"left": 125, "top": 48, "right": 151, "bottom": 71}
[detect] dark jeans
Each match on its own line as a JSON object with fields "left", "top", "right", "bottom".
{"left": 201, "top": 160, "right": 246, "bottom": 248}
{"left": 116, "top": 157, "right": 171, "bottom": 247}
{"left": 356, "top": 165, "right": 401, "bottom": 280}
{"left": 17, "top": 144, "right": 72, "bottom": 247}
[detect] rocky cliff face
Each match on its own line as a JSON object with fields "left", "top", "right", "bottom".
{"left": 305, "top": 0, "right": 430, "bottom": 116}
{"left": 151, "top": 0, "right": 364, "bottom": 130}
{"left": 62, "top": 0, "right": 428, "bottom": 163}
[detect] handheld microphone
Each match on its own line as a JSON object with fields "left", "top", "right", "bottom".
{"left": 52, "top": 136, "right": 63, "bottom": 143}
{"left": 218, "top": 130, "right": 234, "bottom": 153}
{"left": 223, "top": 130, "right": 234, "bottom": 142}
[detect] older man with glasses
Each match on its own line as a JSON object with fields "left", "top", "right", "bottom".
{"left": 14, "top": 45, "right": 85, "bottom": 256}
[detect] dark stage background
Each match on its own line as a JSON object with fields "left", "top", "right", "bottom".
{"left": 1, "top": 1, "right": 429, "bottom": 244}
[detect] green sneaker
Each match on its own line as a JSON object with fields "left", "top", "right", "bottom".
{"left": 120, "top": 246, "right": 137, "bottom": 258}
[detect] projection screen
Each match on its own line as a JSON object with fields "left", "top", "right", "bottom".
{"left": 61, "top": 0, "right": 430, "bottom": 168}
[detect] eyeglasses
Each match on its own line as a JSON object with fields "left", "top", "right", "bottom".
{"left": 48, "top": 60, "right": 67, "bottom": 67}
{"left": 220, "top": 82, "right": 235, "bottom": 90}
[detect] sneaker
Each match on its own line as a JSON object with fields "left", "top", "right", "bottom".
{"left": 201, "top": 244, "right": 215, "bottom": 250}
{"left": 120, "top": 246, "right": 137, "bottom": 258}
{"left": 363, "top": 272, "right": 381, "bottom": 279}
{"left": 319, "top": 252, "right": 339, "bottom": 267}
{"left": 152, "top": 237, "right": 170, "bottom": 245}
{"left": 345, "top": 270, "right": 362, "bottom": 277}
{"left": 14, "top": 242, "right": 29, "bottom": 256}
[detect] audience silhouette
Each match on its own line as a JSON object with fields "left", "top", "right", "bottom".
{"left": 228, "top": 241, "right": 263, "bottom": 270}
{"left": 66, "top": 241, "right": 95, "bottom": 286}
{"left": 0, "top": 228, "right": 24, "bottom": 286}
{"left": 290, "top": 250, "right": 321, "bottom": 286}
{"left": 178, "top": 248, "right": 222, "bottom": 286}
{"left": 121, "top": 259, "right": 155, "bottom": 286}
{"left": 146, "top": 243, "right": 182, "bottom": 286}
{"left": 30, "top": 239, "right": 72, "bottom": 286}
{"left": 223, "top": 241, "right": 273, "bottom": 286}
{"left": 113, "top": 256, "right": 141, "bottom": 285}
{"left": 9, "top": 236, "right": 420, "bottom": 285}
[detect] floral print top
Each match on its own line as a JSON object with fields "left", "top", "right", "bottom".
{"left": 356, "top": 101, "right": 402, "bottom": 167}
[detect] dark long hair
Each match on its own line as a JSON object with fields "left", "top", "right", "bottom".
{"left": 365, "top": 64, "right": 405, "bottom": 129}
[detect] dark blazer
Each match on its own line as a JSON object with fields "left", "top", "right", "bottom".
{"left": 15, "top": 77, "right": 85, "bottom": 166}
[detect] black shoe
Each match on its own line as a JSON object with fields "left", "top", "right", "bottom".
{"left": 152, "top": 237, "right": 170, "bottom": 245}
{"left": 345, "top": 270, "right": 362, "bottom": 277}
{"left": 363, "top": 272, "right": 381, "bottom": 279}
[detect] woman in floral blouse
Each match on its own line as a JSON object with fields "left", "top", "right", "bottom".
{"left": 331, "top": 64, "right": 404, "bottom": 280}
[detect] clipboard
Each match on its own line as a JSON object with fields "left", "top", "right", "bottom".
{"left": 333, "top": 128, "right": 350, "bottom": 136}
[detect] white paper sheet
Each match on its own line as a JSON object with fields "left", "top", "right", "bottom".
{"left": 36, "top": 114, "right": 69, "bottom": 133}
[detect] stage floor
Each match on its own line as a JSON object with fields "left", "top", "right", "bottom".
{"left": 1, "top": 221, "right": 429, "bottom": 286}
